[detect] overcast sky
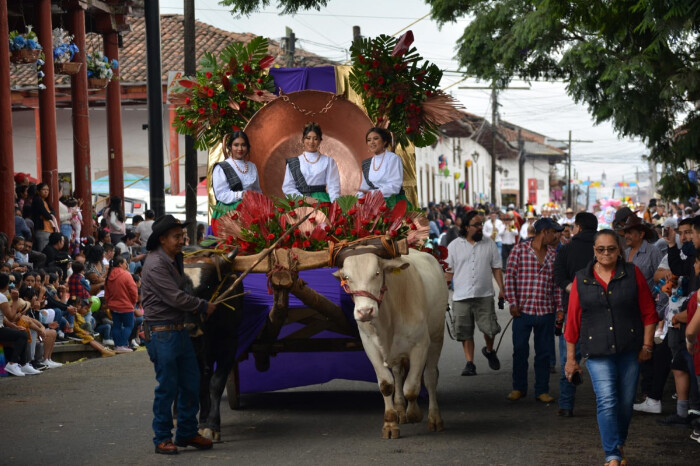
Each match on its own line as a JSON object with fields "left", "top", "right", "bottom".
{"left": 160, "top": 0, "right": 651, "bottom": 184}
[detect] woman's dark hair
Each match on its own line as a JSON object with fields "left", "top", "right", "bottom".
{"left": 85, "top": 244, "right": 105, "bottom": 264}
{"left": 104, "top": 255, "right": 127, "bottom": 291}
{"left": 365, "top": 127, "right": 393, "bottom": 149}
{"left": 26, "top": 183, "right": 37, "bottom": 199}
{"left": 224, "top": 130, "right": 251, "bottom": 159}
{"left": 36, "top": 182, "right": 48, "bottom": 193}
{"left": 97, "top": 229, "right": 110, "bottom": 244}
{"left": 107, "top": 196, "right": 125, "bottom": 223}
{"left": 302, "top": 122, "right": 323, "bottom": 141}
{"left": 19, "top": 284, "right": 37, "bottom": 300}
{"left": 0, "top": 272, "right": 9, "bottom": 289}
{"left": 593, "top": 229, "right": 618, "bottom": 243}
{"left": 459, "top": 210, "right": 481, "bottom": 237}
{"left": 48, "top": 272, "right": 58, "bottom": 284}
{"left": 15, "top": 185, "right": 27, "bottom": 198}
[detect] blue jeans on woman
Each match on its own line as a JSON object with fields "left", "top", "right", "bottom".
{"left": 111, "top": 311, "right": 134, "bottom": 347}
{"left": 586, "top": 350, "right": 640, "bottom": 463}
{"left": 512, "top": 312, "right": 555, "bottom": 397}
{"left": 145, "top": 327, "right": 200, "bottom": 446}
{"left": 558, "top": 333, "right": 581, "bottom": 410}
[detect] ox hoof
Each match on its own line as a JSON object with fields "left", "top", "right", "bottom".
{"left": 406, "top": 406, "right": 423, "bottom": 424}
{"left": 381, "top": 423, "right": 400, "bottom": 439}
{"left": 396, "top": 409, "right": 408, "bottom": 425}
{"left": 428, "top": 418, "right": 444, "bottom": 432}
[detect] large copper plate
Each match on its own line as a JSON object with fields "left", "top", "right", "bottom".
{"left": 244, "top": 90, "right": 374, "bottom": 198}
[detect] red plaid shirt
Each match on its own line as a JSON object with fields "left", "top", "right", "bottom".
{"left": 68, "top": 273, "right": 90, "bottom": 300}
{"left": 504, "top": 238, "right": 562, "bottom": 316}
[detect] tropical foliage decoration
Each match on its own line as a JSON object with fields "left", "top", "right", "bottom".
{"left": 170, "top": 37, "right": 277, "bottom": 149}
{"left": 214, "top": 191, "right": 428, "bottom": 255}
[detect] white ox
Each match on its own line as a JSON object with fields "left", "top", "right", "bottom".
{"left": 335, "top": 248, "right": 448, "bottom": 438}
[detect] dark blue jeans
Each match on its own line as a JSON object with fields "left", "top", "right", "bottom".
{"left": 145, "top": 327, "right": 200, "bottom": 446}
{"left": 512, "top": 312, "right": 555, "bottom": 397}
{"left": 558, "top": 333, "right": 581, "bottom": 410}
{"left": 112, "top": 311, "right": 134, "bottom": 347}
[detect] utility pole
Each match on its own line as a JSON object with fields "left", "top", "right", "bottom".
{"left": 459, "top": 83, "right": 528, "bottom": 207}
{"left": 283, "top": 27, "right": 296, "bottom": 68}
{"left": 491, "top": 88, "right": 497, "bottom": 205}
{"left": 548, "top": 131, "right": 593, "bottom": 209}
{"left": 518, "top": 128, "right": 525, "bottom": 209}
{"left": 184, "top": 0, "right": 197, "bottom": 241}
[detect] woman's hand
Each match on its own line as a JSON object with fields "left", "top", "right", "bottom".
{"left": 564, "top": 360, "right": 582, "bottom": 382}
{"left": 638, "top": 345, "right": 653, "bottom": 362}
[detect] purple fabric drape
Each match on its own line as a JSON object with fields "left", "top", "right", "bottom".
{"left": 237, "top": 268, "right": 376, "bottom": 393}
{"left": 269, "top": 66, "right": 337, "bottom": 94}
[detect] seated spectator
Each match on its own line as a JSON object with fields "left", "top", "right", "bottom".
{"left": 84, "top": 244, "right": 107, "bottom": 295}
{"left": 68, "top": 261, "right": 90, "bottom": 301}
{"left": 68, "top": 297, "right": 115, "bottom": 357}
{"left": 16, "top": 286, "right": 61, "bottom": 369}
{"left": 115, "top": 231, "right": 146, "bottom": 273}
{"left": 22, "top": 238, "right": 46, "bottom": 270}
{"left": 0, "top": 273, "right": 33, "bottom": 376}
{"left": 42, "top": 232, "right": 71, "bottom": 279}
{"left": 10, "top": 236, "right": 29, "bottom": 273}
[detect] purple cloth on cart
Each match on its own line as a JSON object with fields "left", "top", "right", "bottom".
{"left": 237, "top": 267, "right": 375, "bottom": 393}
{"left": 269, "top": 66, "right": 337, "bottom": 94}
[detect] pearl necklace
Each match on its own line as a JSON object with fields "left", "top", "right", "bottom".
{"left": 303, "top": 152, "right": 321, "bottom": 164}
{"left": 232, "top": 158, "right": 248, "bottom": 174}
{"left": 372, "top": 151, "right": 386, "bottom": 171}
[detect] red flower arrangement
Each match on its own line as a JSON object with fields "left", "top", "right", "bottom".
{"left": 170, "top": 37, "right": 277, "bottom": 149}
{"left": 215, "top": 191, "right": 429, "bottom": 255}
{"left": 349, "top": 31, "right": 463, "bottom": 148}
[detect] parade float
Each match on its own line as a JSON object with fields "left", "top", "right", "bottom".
{"left": 170, "top": 32, "right": 460, "bottom": 409}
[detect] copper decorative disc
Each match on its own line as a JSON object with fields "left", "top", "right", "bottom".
{"left": 244, "top": 90, "right": 374, "bottom": 198}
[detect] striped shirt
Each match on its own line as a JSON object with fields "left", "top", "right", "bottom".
{"left": 504, "top": 238, "right": 562, "bottom": 316}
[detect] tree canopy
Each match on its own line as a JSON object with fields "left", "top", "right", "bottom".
{"left": 221, "top": 0, "right": 700, "bottom": 199}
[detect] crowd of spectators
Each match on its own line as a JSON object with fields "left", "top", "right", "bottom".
{"left": 1, "top": 175, "right": 155, "bottom": 376}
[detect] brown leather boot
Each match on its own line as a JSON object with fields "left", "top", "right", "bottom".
{"left": 174, "top": 434, "right": 213, "bottom": 450}
{"left": 155, "top": 441, "right": 178, "bottom": 455}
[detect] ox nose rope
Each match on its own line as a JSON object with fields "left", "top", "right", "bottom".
{"left": 340, "top": 279, "right": 388, "bottom": 307}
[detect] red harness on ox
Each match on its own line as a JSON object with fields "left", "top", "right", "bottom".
{"left": 340, "top": 277, "right": 388, "bottom": 307}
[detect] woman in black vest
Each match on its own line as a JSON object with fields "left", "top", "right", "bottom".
{"left": 357, "top": 127, "right": 407, "bottom": 209}
{"left": 211, "top": 130, "right": 262, "bottom": 233}
{"left": 564, "top": 230, "right": 657, "bottom": 466}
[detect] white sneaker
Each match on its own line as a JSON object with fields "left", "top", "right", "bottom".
{"left": 21, "top": 363, "right": 42, "bottom": 375}
{"left": 114, "top": 346, "right": 132, "bottom": 354}
{"left": 4, "top": 362, "right": 25, "bottom": 377}
{"left": 633, "top": 397, "right": 661, "bottom": 414}
{"left": 43, "top": 359, "right": 63, "bottom": 369}
{"left": 103, "top": 339, "right": 115, "bottom": 347}
{"left": 130, "top": 338, "right": 140, "bottom": 348}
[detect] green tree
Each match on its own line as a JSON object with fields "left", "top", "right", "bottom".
{"left": 221, "top": 0, "right": 700, "bottom": 199}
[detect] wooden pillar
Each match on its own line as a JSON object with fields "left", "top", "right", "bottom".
{"left": 104, "top": 31, "right": 124, "bottom": 203}
{"left": 37, "top": 0, "right": 59, "bottom": 213}
{"left": 168, "top": 106, "right": 180, "bottom": 194}
{"left": 0, "top": 0, "right": 15, "bottom": 238}
{"left": 34, "top": 108, "right": 42, "bottom": 176}
{"left": 70, "top": 5, "right": 93, "bottom": 236}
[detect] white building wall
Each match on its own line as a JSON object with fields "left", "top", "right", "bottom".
{"left": 11, "top": 105, "right": 209, "bottom": 193}
{"left": 414, "top": 136, "right": 494, "bottom": 207}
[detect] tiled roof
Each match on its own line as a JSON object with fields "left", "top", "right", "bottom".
{"left": 10, "top": 14, "right": 337, "bottom": 89}
{"left": 437, "top": 111, "right": 565, "bottom": 162}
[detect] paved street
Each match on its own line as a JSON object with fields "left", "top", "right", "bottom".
{"left": 1, "top": 304, "right": 697, "bottom": 465}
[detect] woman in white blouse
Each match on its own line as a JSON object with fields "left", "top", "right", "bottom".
{"left": 358, "top": 127, "right": 407, "bottom": 208}
{"left": 282, "top": 122, "right": 341, "bottom": 203}
{"left": 212, "top": 130, "right": 262, "bottom": 225}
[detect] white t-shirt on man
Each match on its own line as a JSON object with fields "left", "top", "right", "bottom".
{"left": 446, "top": 236, "right": 502, "bottom": 300}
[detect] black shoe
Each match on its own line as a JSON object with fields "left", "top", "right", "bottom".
{"left": 482, "top": 347, "right": 500, "bottom": 370}
{"left": 657, "top": 414, "right": 692, "bottom": 427}
{"left": 557, "top": 408, "right": 574, "bottom": 417}
{"left": 31, "top": 361, "right": 48, "bottom": 371}
{"left": 461, "top": 361, "right": 476, "bottom": 376}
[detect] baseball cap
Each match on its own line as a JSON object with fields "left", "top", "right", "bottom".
{"left": 534, "top": 218, "right": 564, "bottom": 233}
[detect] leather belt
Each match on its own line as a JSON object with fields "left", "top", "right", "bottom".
{"left": 150, "top": 323, "right": 185, "bottom": 333}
